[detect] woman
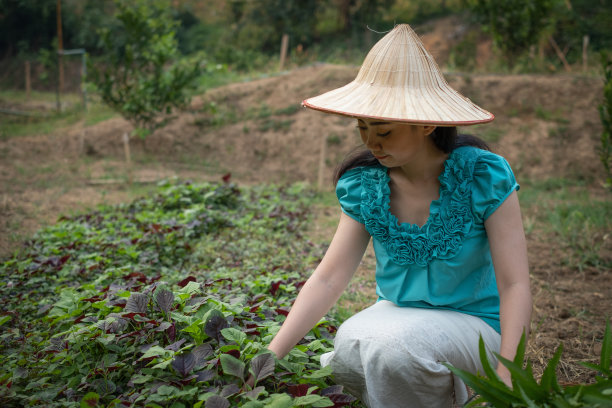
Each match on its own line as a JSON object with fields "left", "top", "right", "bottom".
{"left": 267, "top": 24, "right": 532, "bottom": 407}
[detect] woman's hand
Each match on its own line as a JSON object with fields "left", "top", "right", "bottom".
{"left": 495, "top": 364, "right": 513, "bottom": 388}
{"left": 267, "top": 213, "right": 370, "bottom": 359}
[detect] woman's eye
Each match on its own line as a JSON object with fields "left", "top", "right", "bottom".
{"left": 377, "top": 131, "right": 391, "bottom": 137}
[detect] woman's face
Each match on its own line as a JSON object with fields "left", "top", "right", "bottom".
{"left": 356, "top": 119, "right": 436, "bottom": 167}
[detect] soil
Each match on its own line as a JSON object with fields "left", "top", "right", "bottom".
{"left": 1, "top": 61, "right": 610, "bottom": 386}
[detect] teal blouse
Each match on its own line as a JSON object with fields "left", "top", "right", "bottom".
{"left": 336, "top": 146, "right": 519, "bottom": 333}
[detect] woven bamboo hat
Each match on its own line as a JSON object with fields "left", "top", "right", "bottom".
{"left": 303, "top": 24, "right": 494, "bottom": 125}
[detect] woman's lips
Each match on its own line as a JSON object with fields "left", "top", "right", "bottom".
{"left": 373, "top": 154, "right": 389, "bottom": 160}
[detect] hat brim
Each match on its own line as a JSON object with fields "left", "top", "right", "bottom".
{"left": 303, "top": 79, "right": 495, "bottom": 126}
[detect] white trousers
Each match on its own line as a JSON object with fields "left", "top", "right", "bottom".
{"left": 320, "top": 300, "right": 501, "bottom": 408}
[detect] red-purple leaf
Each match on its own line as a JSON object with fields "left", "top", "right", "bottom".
{"left": 205, "top": 314, "right": 228, "bottom": 343}
{"left": 192, "top": 343, "right": 213, "bottom": 365}
{"left": 125, "top": 293, "right": 148, "bottom": 314}
{"left": 220, "top": 383, "right": 240, "bottom": 398}
{"left": 172, "top": 353, "right": 196, "bottom": 377}
{"left": 243, "top": 385, "right": 265, "bottom": 399}
{"left": 196, "top": 369, "right": 216, "bottom": 383}
{"left": 250, "top": 353, "right": 275, "bottom": 382}
{"left": 177, "top": 276, "right": 197, "bottom": 288}
{"left": 288, "top": 383, "right": 310, "bottom": 397}
{"left": 155, "top": 289, "right": 174, "bottom": 314}
{"left": 205, "top": 395, "right": 229, "bottom": 408}
{"left": 165, "top": 338, "right": 186, "bottom": 351}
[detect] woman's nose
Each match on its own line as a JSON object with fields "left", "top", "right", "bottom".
{"left": 364, "top": 131, "right": 379, "bottom": 149}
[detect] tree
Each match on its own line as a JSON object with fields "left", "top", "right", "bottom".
{"left": 467, "top": 0, "right": 557, "bottom": 62}
{"left": 88, "top": 0, "right": 202, "bottom": 140}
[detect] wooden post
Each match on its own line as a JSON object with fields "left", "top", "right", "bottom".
{"left": 56, "top": 0, "right": 64, "bottom": 93}
{"left": 25, "top": 61, "right": 31, "bottom": 99}
{"left": 279, "top": 33, "right": 289, "bottom": 71}
{"left": 582, "top": 35, "right": 589, "bottom": 72}
{"left": 317, "top": 133, "right": 327, "bottom": 190}
{"left": 123, "top": 132, "right": 133, "bottom": 184}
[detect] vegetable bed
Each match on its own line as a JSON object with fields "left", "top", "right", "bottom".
{"left": 0, "top": 180, "right": 358, "bottom": 407}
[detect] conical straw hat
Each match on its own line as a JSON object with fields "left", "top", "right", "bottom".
{"left": 303, "top": 24, "right": 494, "bottom": 126}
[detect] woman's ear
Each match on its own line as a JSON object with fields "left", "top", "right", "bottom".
{"left": 422, "top": 125, "right": 436, "bottom": 136}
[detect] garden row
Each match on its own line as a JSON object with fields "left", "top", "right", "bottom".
{"left": 0, "top": 180, "right": 359, "bottom": 407}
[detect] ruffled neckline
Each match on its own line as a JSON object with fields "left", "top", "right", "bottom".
{"left": 359, "top": 148, "right": 476, "bottom": 266}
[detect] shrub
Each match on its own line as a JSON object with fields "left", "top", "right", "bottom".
{"left": 446, "top": 320, "right": 612, "bottom": 407}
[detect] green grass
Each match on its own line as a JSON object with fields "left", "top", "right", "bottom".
{"left": 519, "top": 178, "right": 611, "bottom": 272}
{"left": 0, "top": 91, "right": 116, "bottom": 140}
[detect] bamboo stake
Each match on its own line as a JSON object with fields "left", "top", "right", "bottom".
{"left": 279, "top": 34, "right": 289, "bottom": 71}
{"left": 25, "top": 61, "right": 31, "bottom": 99}
{"left": 123, "top": 132, "right": 133, "bottom": 184}
{"left": 582, "top": 35, "right": 589, "bottom": 72}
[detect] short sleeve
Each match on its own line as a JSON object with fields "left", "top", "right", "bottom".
{"left": 472, "top": 151, "right": 520, "bottom": 222}
{"left": 336, "top": 167, "right": 365, "bottom": 224}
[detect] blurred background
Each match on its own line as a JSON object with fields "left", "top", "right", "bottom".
{"left": 1, "top": 0, "right": 611, "bottom": 94}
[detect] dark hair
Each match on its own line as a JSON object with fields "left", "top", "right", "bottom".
{"left": 333, "top": 126, "right": 489, "bottom": 185}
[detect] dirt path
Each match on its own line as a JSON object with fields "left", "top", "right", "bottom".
{"left": 1, "top": 64, "right": 610, "bottom": 385}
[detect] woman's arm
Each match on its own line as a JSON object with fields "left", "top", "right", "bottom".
{"left": 267, "top": 212, "right": 371, "bottom": 359}
{"left": 485, "top": 190, "right": 532, "bottom": 386}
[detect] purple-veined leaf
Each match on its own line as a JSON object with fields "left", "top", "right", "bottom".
{"left": 155, "top": 289, "right": 174, "bottom": 314}
{"left": 92, "top": 378, "right": 116, "bottom": 395}
{"left": 192, "top": 343, "right": 213, "bottom": 365}
{"left": 220, "top": 383, "right": 240, "bottom": 398}
{"left": 205, "top": 395, "right": 229, "bottom": 408}
{"left": 205, "top": 313, "right": 228, "bottom": 343}
{"left": 80, "top": 391, "right": 99, "bottom": 408}
{"left": 165, "top": 338, "right": 186, "bottom": 351}
{"left": 125, "top": 293, "right": 148, "bottom": 313}
{"left": 220, "top": 353, "right": 245, "bottom": 380}
{"left": 250, "top": 352, "right": 275, "bottom": 383}
{"left": 320, "top": 385, "right": 344, "bottom": 396}
{"left": 327, "top": 393, "right": 357, "bottom": 406}
{"left": 171, "top": 353, "right": 196, "bottom": 377}
{"left": 155, "top": 321, "right": 173, "bottom": 331}
{"left": 196, "top": 369, "right": 216, "bottom": 382}
{"left": 243, "top": 385, "right": 265, "bottom": 399}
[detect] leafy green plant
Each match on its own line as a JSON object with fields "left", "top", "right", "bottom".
{"left": 446, "top": 320, "right": 612, "bottom": 407}
{"left": 88, "top": 0, "right": 202, "bottom": 139}
{"left": 599, "top": 51, "right": 612, "bottom": 187}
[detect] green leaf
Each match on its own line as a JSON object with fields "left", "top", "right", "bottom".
{"left": 263, "top": 393, "right": 293, "bottom": 408}
{"left": 0, "top": 315, "right": 11, "bottom": 326}
{"left": 221, "top": 327, "right": 247, "bottom": 345}
{"left": 220, "top": 353, "right": 245, "bottom": 381}
{"left": 601, "top": 319, "right": 611, "bottom": 372}
{"left": 477, "top": 335, "right": 504, "bottom": 386}
{"left": 303, "top": 365, "right": 333, "bottom": 379}
{"left": 496, "top": 354, "right": 547, "bottom": 401}
{"left": 540, "top": 343, "right": 563, "bottom": 393}
{"left": 445, "top": 363, "right": 519, "bottom": 407}
{"left": 293, "top": 395, "right": 333, "bottom": 407}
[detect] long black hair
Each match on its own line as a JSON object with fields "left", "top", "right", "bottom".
{"left": 333, "top": 126, "right": 489, "bottom": 185}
